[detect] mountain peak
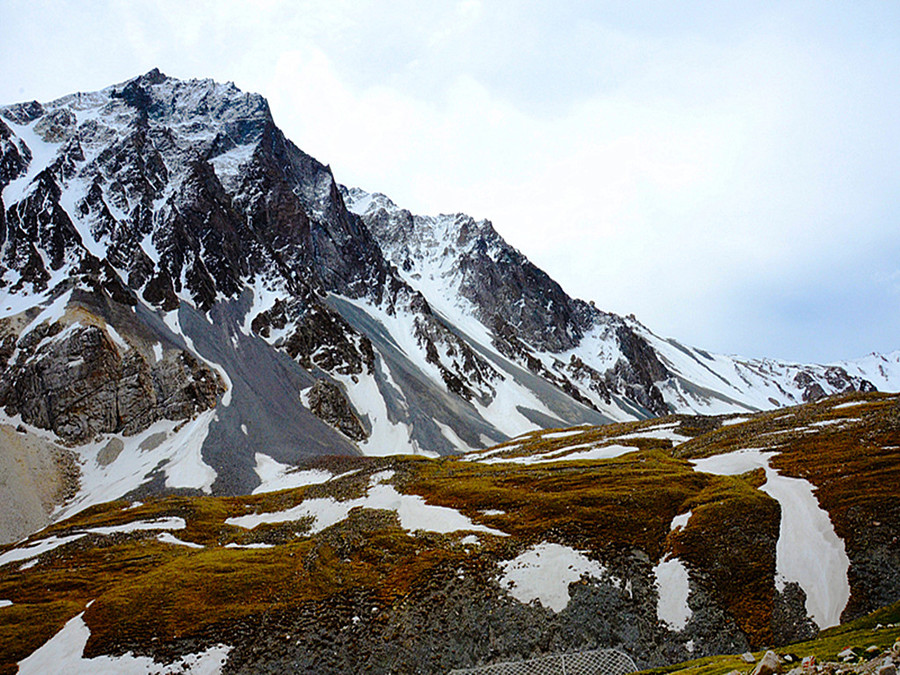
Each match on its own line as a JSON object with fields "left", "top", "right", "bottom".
{"left": 137, "top": 66, "right": 168, "bottom": 86}
{"left": 0, "top": 70, "right": 894, "bottom": 501}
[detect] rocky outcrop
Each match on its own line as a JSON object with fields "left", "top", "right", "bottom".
{"left": 0, "top": 313, "right": 223, "bottom": 444}
{"left": 305, "top": 379, "right": 367, "bottom": 442}
{"left": 251, "top": 298, "right": 375, "bottom": 377}
{"left": 356, "top": 194, "right": 596, "bottom": 353}
{"left": 608, "top": 323, "right": 670, "bottom": 415}
{"left": 0, "top": 118, "right": 29, "bottom": 189}
{"left": 794, "top": 367, "right": 875, "bottom": 403}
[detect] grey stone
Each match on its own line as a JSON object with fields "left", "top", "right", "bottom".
{"left": 0, "top": 319, "right": 223, "bottom": 445}
{"left": 306, "top": 379, "right": 367, "bottom": 442}
{"left": 751, "top": 650, "right": 781, "bottom": 675}
{"left": 97, "top": 438, "right": 125, "bottom": 466}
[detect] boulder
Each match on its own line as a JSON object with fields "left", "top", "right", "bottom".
{"left": 751, "top": 650, "right": 782, "bottom": 675}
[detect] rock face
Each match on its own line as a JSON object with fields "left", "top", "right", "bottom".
{"left": 794, "top": 367, "right": 876, "bottom": 403}
{"left": 306, "top": 379, "right": 367, "bottom": 441}
{"left": 0, "top": 309, "right": 223, "bottom": 445}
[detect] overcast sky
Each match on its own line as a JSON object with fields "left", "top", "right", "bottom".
{"left": 2, "top": 1, "right": 899, "bottom": 363}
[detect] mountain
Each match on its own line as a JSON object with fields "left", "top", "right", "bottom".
{"left": 1, "top": 391, "right": 898, "bottom": 674}
{"left": 0, "top": 68, "right": 897, "bottom": 525}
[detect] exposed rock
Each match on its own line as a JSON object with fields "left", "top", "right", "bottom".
{"left": 794, "top": 368, "right": 875, "bottom": 403}
{"left": 751, "top": 650, "right": 782, "bottom": 675}
{"left": 609, "top": 323, "right": 670, "bottom": 415}
{"left": 0, "top": 314, "right": 224, "bottom": 444}
{"left": 97, "top": 438, "right": 125, "bottom": 466}
{"left": 306, "top": 380, "right": 367, "bottom": 442}
{"left": 771, "top": 582, "right": 817, "bottom": 646}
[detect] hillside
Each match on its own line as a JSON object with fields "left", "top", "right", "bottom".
{"left": 1, "top": 392, "right": 898, "bottom": 674}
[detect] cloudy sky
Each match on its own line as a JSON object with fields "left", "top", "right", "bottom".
{"left": 3, "top": 1, "right": 899, "bottom": 363}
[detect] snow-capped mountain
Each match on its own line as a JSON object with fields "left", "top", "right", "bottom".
{"left": 0, "top": 69, "right": 896, "bottom": 512}
{"left": 345, "top": 187, "right": 897, "bottom": 415}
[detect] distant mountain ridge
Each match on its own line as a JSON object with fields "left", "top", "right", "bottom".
{"left": 344, "top": 187, "right": 896, "bottom": 413}
{"left": 0, "top": 69, "right": 896, "bottom": 515}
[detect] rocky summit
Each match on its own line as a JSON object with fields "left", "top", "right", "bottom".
{"left": 0, "top": 70, "right": 899, "bottom": 673}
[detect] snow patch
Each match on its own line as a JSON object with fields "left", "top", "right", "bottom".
{"left": 653, "top": 557, "right": 692, "bottom": 630}
{"left": 251, "top": 453, "right": 333, "bottom": 495}
{"left": 83, "top": 517, "right": 187, "bottom": 536}
{"left": 670, "top": 510, "right": 693, "bottom": 531}
{"left": 832, "top": 401, "right": 865, "bottom": 410}
{"left": 58, "top": 410, "right": 218, "bottom": 520}
{"left": 230, "top": 472, "right": 505, "bottom": 537}
{"left": 434, "top": 419, "right": 478, "bottom": 453}
{"left": 336, "top": 357, "right": 422, "bottom": 457}
{"left": 17, "top": 613, "right": 231, "bottom": 675}
{"left": 721, "top": 416, "right": 750, "bottom": 426}
{"left": 2, "top": 118, "right": 61, "bottom": 206}
{"left": 105, "top": 324, "right": 130, "bottom": 353}
{"left": 478, "top": 442, "right": 636, "bottom": 465}
{"left": 13, "top": 288, "right": 72, "bottom": 334}
{"left": 1, "top": 518, "right": 188, "bottom": 568}
{"left": 209, "top": 143, "right": 256, "bottom": 186}
{"left": 161, "top": 411, "right": 218, "bottom": 492}
{"left": 499, "top": 542, "right": 610, "bottom": 613}
{"left": 0, "top": 534, "right": 87, "bottom": 568}
{"left": 539, "top": 428, "right": 591, "bottom": 440}
{"left": 157, "top": 532, "right": 205, "bottom": 549}
{"left": 239, "top": 278, "right": 286, "bottom": 337}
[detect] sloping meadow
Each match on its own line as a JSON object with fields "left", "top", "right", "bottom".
{"left": 0, "top": 393, "right": 898, "bottom": 674}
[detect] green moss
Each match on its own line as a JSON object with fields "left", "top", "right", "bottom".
{"left": 406, "top": 450, "right": 710, "bottom": 559}
{"left": 3, "top": 396, "right": 897, "bottom": 668}
{"left": 671, "top": 473, "right": 780, "bottom": 645}
{"left": 640, "top": 600, "right": 900, "bottom": 675}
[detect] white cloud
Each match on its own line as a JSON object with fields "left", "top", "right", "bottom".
{"left": 2, "top": 1, "right": 899, "bottom": 362}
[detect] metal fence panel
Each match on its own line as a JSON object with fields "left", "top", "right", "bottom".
{"left": 449, "top": 648, "right": 637, "bottom": 675}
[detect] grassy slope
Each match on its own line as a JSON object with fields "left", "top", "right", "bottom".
{"left": 675, "top": 392, "right": 900, "bottom": 620}
{"left": 640, "top": 600, "right": 900, "bottom": 675}
{"left": 0, "top": 393, "right": 897, "bottom": 673}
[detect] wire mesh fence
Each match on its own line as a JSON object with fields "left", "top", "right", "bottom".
{"left": 448, "top": 648, "right": 638, "bottom": 675}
